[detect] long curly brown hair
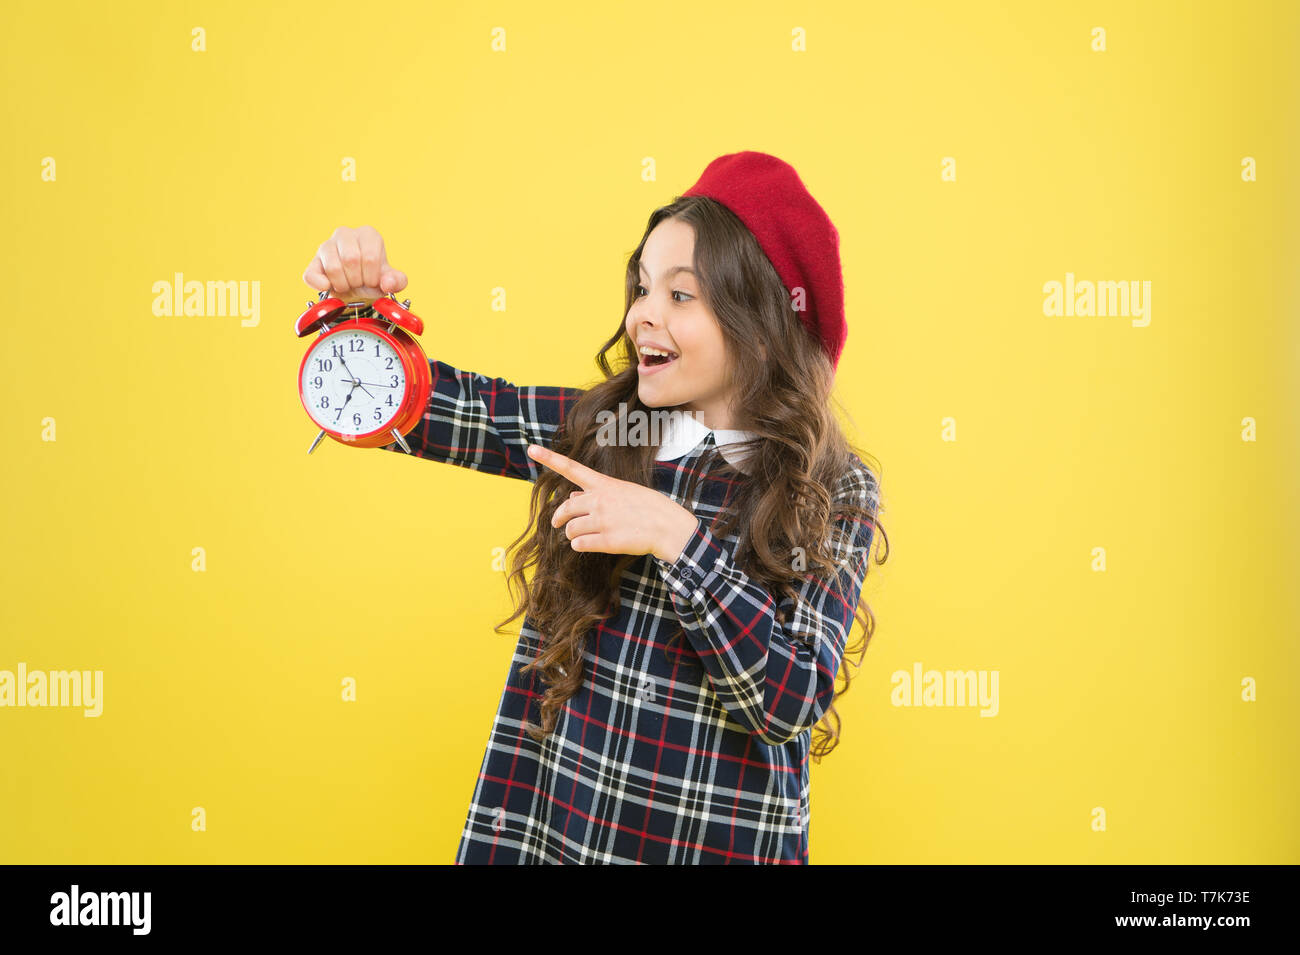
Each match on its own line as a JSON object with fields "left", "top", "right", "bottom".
{"left": 492, "top": 194, "right": 889, "bottom": 760}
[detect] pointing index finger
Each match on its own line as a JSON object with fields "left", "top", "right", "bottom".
{"left": 526, "top": 444, "right": 602, "bottom": 490}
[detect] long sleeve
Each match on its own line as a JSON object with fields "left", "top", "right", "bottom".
{"left": 652, "top": 459, "right": 880, "bottom": 746}
{"left": 376, "top": 361, "right": 583, "bottom": 481}
{"left": 364, "top": 312, "right": 584, "bottom": 481}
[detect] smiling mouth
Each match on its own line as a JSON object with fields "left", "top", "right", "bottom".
{"left": 638, "top": 352, "right": 678, "bottom": 373}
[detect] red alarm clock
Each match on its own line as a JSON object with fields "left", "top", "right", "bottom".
{"left": 294, "top": 291, "right": 432, "bottom": 453}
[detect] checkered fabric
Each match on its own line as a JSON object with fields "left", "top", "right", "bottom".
{"left": 375, "top": 345, "right": 879, "bottom": 864}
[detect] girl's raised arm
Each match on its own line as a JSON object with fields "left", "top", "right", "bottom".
{"left": 303, "top": 226, "right": 582, "bottom": 481}
{"left": 363, "top": 307, "right": 585, "bottom": 482}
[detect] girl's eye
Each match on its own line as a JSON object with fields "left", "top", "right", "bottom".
{"left": 633, "top": 284, "right": 692, "bottom": 303}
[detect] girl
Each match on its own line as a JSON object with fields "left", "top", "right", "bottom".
{"left": 303, "top": 151, "right": 888, "bottom": 864}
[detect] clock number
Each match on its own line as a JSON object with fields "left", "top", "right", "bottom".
{"left": 385, "top": 357, "right": 393, "bottom": 370}
{"left": 374, "top": 342, "right": 381, "bottom": 357}
{"left": 385, "top": 395, "right": 394, "bottom": 407}
{"left": 316, "top": 358, "right": 333, "bottom": 372}
{"left": 318, "top": 396, "right": 330, "bottom": 409}
{"left": 311, "top": 376, "right": 323, "bottom": 388}
{"left": 330, "top": 343, "right": 343, "bottom": 358}
{"left": 350, "top": 338, "right": 365, "bottom": 353}
{"left": 373, "top": 408, "right": 382, "bottom": 421}
{"left": 352, "top": 412, "right": 362, "bottom": 427}
{"left": 334, "top": 408, "right": 343, "bottom": 423}
{"left": 390, "top": 374, "right": 399, "bottom": 387}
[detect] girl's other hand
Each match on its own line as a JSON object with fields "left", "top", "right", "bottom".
{"left": 303, "top": 225, "right": 408, "bottom": 304}
{"left": 529, "top": 444, "right": 700, "bottom": 563}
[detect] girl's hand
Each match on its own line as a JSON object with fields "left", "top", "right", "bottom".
{"left": 528, "top": 444, "right": 700, "bottom": 563}
{"left": 304, "top": 225, "right": 408, "bottom": 304}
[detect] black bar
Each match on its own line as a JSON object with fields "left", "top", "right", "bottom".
{"left": 0, "top": 863, "right": 1283, "bottom": 941}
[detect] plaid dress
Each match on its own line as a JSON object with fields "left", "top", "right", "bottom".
{"left": 377, "top": 352, "right": 880, "bottom": 864}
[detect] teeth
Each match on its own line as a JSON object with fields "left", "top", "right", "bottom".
{"left": 639, "top": 345, "right": 677, "bottom": 358}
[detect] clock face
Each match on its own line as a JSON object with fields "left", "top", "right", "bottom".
{"left": 301, "top": 328, "right": 407, "bottom": 436}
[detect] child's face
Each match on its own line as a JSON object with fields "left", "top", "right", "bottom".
{"left": 625, "top": 217, "right": 736, "bottom": 430}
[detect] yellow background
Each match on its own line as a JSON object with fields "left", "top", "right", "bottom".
{"left": 2, "top": 0, "right": 1296, "bottom": 863}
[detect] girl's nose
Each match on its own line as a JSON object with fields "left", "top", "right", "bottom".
{"left": 639, "top": 296, "right": 669, "bottom": 324}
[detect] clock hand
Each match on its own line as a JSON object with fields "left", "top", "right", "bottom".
{"left": 336, "top": 357, "right": 375, "bottom": 400}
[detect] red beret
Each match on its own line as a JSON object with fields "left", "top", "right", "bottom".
{"left": 683, "top": 151, "right": 847, "bottom": 371}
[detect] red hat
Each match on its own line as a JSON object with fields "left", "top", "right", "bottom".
{"left": 683, "top": 151, "right": 847, "bottom": 371}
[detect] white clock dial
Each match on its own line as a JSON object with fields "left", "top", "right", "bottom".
{"left": 301, "top": 328, "right": 407, "bottom": 436}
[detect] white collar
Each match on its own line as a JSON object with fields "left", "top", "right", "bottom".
{"left": 653, "top": 411, "right": 759, "bottom": 473}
